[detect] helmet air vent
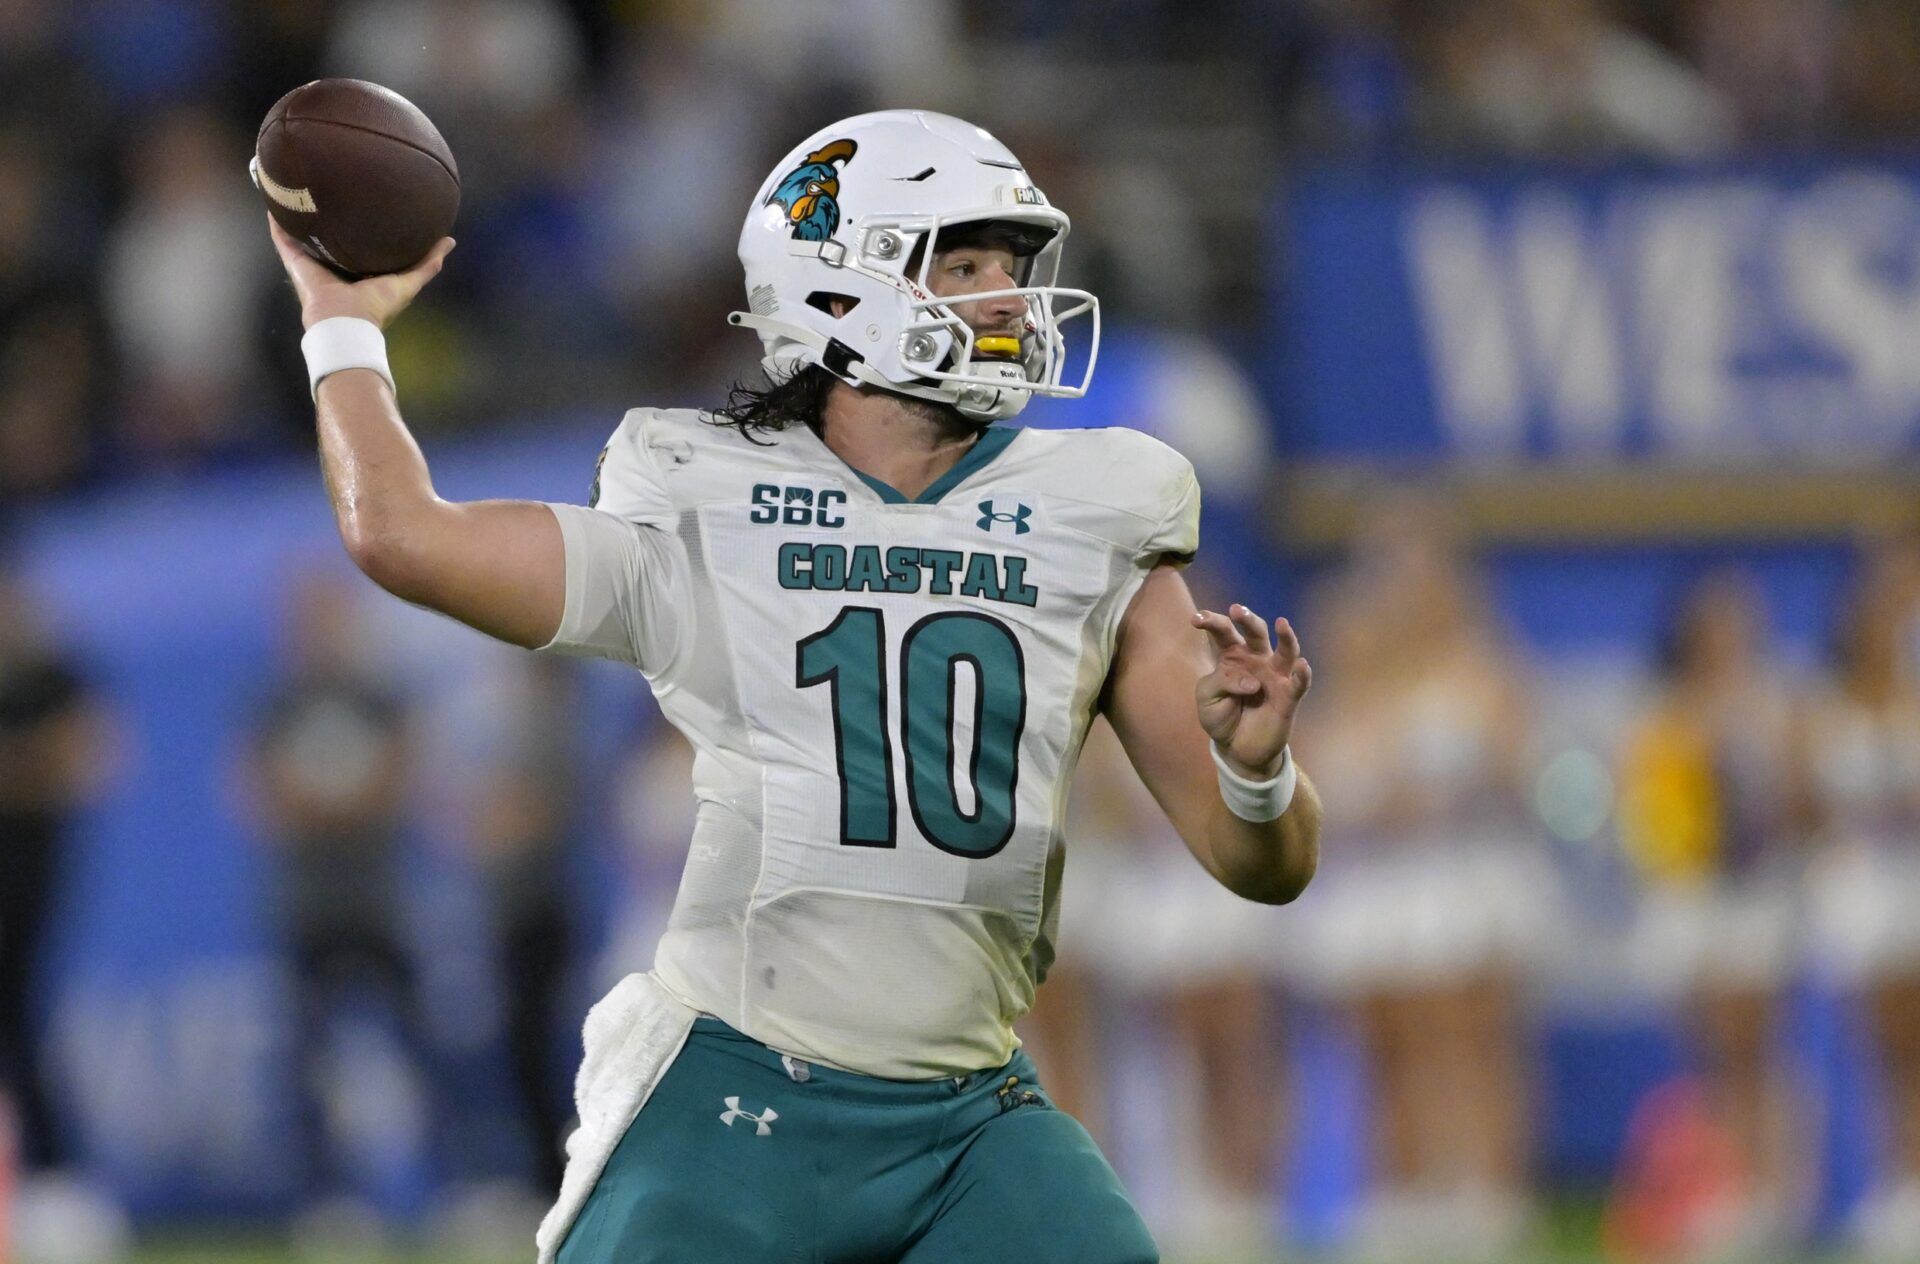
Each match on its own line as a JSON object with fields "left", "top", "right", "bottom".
{"left": 805, "top": 292, "right": 861, "bottom": 316}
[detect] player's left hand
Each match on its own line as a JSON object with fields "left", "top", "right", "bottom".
{"left": 1193, "top": 604, "right": 1311, "bottom": 781}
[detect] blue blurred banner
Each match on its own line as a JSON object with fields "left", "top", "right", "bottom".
{"left": 21, "top": 419, "right": 640, "bottom": 1220}
{"left": 1275, "top": 158, "right": 1920, "bottom": 462}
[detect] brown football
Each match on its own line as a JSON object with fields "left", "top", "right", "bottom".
{"left": 252, "top": 79, "right": 459, "bottom": 277}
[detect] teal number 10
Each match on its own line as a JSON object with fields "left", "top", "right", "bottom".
{"left": 796, "top": 607, "right": 1026, "bottom": 858}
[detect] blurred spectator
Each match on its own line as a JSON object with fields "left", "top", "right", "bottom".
{"left": 1281, "top": 0, "right": 1419, "bottom": 151}
{"left": 1682, "top": 0, "right": 1838, "bottom": 147}
{"left": 0, "top": 290, "right": 109, "bottom": 501}
{"left": 0, "top": 117, "right": 110, "bottom": 500}
{"left": 584, "top": 27, "right": 773, "bottom": 401}
{"left": 244, "top": 570, "right": 429, "bottom": 1227}
{"left": 1409, "top": 0, "right": 1735, "bottom": 156}
{"left": 0, "top": 2, "right": 104, "bottom": 144}
{"left": 0, "top": 562, "right": 109, "bottom": 1174}
{"left": 102, "top": 103, "right": 276, "bottom": 463}
{"left": 456, "top": 93, "right": 629, "bottom": 415}
{"left": 693, "top": 0, "right": 964, "bottom": 114}
{"left": 324, "top": 0, "right": 584, "bottom": 127}
{"left": 464, "top": 654, "right": 582, "bottom": 1197}
{"left": 1289, "top": 497, "right": 1548, "bottom": 1257}
{"left": 1045, "top": 716, "right": 1287, "bottom": 1259}
{"left": 1026, "top": 139, "right": 1212, "bottom": 333}
{"left": 1798, "top": 546, "right": 1920, "bottom": 1259}
{"left": 1614, "top": 571, "right": 1803, "bottom": 1252}
{"left": 0, "top": 117, "right": 98, "bottom": 305}
{"left": 1832, "top": 0, "right": 1920, "bottom": 143}
{"left": 0, "top": 556, "right": 129, "bottom": 1263}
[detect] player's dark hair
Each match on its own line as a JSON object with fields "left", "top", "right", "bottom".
{"left": 708, "top": 365, "right": 836, "bottom": 444}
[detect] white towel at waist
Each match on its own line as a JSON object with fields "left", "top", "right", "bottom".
{"left": 535, "top": 971, "right": 698, "bottom": 1263}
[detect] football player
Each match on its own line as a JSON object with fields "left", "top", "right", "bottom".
{"left": 268, "top": 110, "right": 1322, "bottom": 1263}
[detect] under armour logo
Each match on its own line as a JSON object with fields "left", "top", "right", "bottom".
{"left": 977, "top": 500, "right": 1032, "bottom": 535}
{"left": 719, "top": 1096, "right": 778, "bottom": 1136}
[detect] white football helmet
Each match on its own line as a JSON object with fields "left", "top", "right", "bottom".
{"left": 729, "top": 110, "right": 1099, "bottom": 423}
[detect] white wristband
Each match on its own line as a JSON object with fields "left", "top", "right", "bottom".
{"left": 301, "top": 316, "right": 395, "bottom": 400}
{"left": 1211, "top": 742, "right": 1297, "bottom": 822}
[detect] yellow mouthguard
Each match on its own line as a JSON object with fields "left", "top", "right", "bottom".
{"left": 975, "top": 336, "right": 1021, "bottom": 358}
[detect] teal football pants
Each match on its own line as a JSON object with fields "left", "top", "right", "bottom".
{"left": 556, "top": 1017, "right": 1159, "bottom": 1263}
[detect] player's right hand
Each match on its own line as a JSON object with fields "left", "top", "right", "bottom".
{"left": 268, "top": 213, "right": 454, "bottom": 332}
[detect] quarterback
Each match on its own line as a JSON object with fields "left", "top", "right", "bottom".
{"left": 268, "top": 111, "right": 1321, "bottom": 1262}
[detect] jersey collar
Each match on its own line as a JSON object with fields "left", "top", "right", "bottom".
{"left": 809, "top": 425, "right": 1022, "bottom": 506}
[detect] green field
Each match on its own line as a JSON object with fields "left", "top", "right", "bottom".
{"left": 132, "top": 1246, "right": 524, "bottom": 1264}
{"left": 113, "top": 1200, "right": 1857, "bottom": 1264}
{"left": 122, "top": 1243, "right": 1589, "bottom": 1264}
{"left": 121, "top": 1238, "right": 1463, "bottom": 1263}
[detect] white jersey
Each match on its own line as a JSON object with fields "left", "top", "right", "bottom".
{"left": 541, "top": 408, "right": 1199, "bottom": 1077}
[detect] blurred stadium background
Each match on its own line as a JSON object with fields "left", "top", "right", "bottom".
{"left": 5, "top": 0, "right": 1920, "bottom": 1261}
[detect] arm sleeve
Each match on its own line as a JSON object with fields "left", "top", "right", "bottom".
{"left": 535, "top": 411, "right": 690, "bottom": 676}
{"left": 537, "top": 504, "right": 691, "bottom": 677}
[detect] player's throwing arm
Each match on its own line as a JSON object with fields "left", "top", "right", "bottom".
{"left": 257, "top": 81, "right": 569, "bottom": 649}
{"left": 267, "top": 213, "right": 568, "bottom": 649}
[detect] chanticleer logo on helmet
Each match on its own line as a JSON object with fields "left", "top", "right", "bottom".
{"left": 729, "top": 110, "right": 1101, "bottom": 426}
{"left": 767, "top": 139, "right": 857, "bottom": 241}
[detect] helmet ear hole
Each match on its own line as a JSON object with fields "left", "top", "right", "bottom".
{"left": 806, "top": 291, "right": 861, "bottom": 318}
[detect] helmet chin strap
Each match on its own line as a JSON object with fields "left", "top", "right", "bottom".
{"left": 729, "top": 311, "right": 1033, "bottom": 423}
{"left": 951, "top": 361, "right": 1031, "bottom": 423}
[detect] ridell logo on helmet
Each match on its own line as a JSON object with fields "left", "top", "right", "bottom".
{"left": 767, "top": 139, "right": 858, "bottom": 241}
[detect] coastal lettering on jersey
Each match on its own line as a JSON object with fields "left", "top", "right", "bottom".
{"left": 778, "top": 543, "right": 1039, "bottom": 608}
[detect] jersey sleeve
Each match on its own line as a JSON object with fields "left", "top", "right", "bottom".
{"left": 1143, "top": 454, "right": 1201, "bottom": 565}
{"left": 586, "top": 408, "right": 676, "bottom": 528}
{"left": 537, "top": 411, "right": 690, "bottom": 676}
